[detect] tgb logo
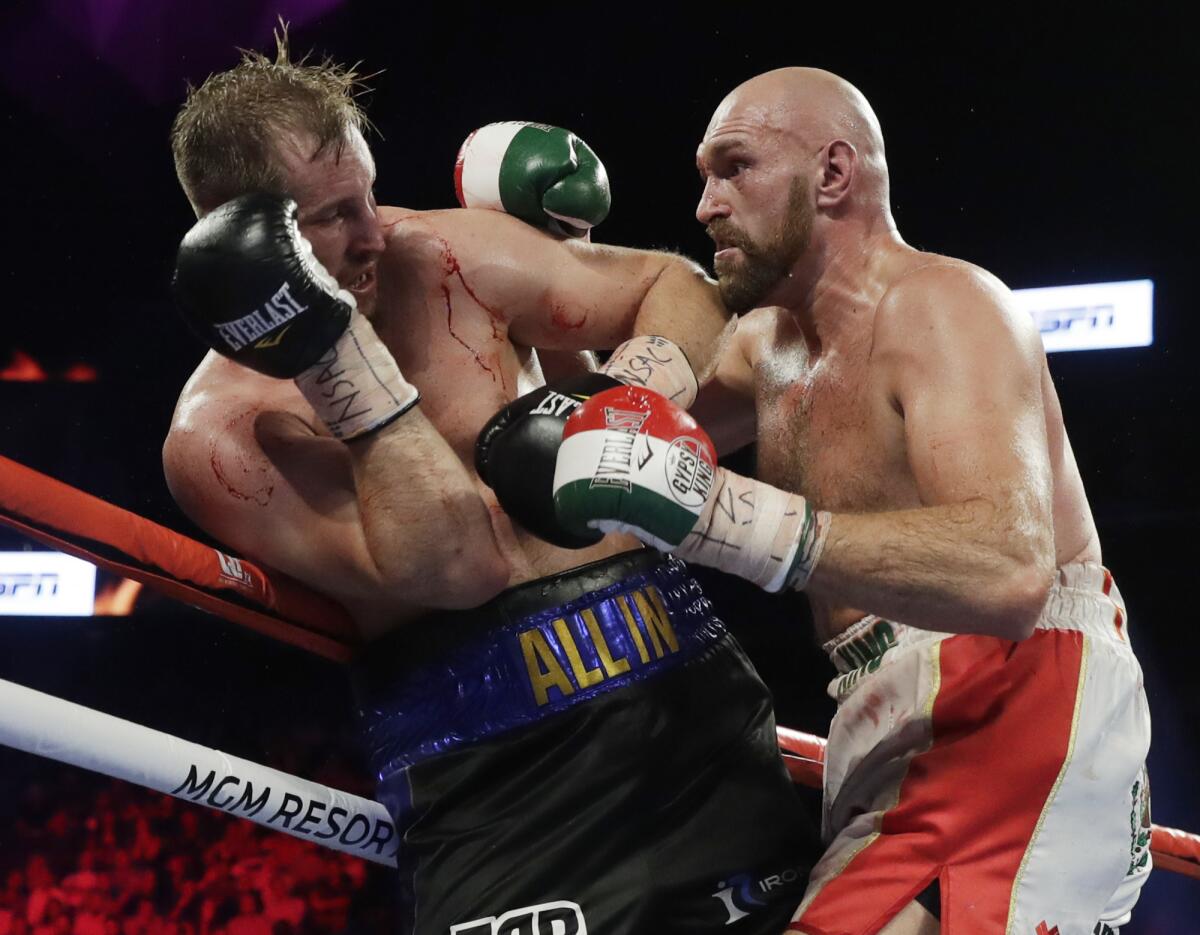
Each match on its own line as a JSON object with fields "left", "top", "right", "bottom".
{"left": 450, "top": 901, "right": 586, "bottom": 935}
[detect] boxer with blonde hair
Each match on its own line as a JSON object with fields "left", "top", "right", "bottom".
{"left": 164, "top": 36, "right": 817, "bottom": 935}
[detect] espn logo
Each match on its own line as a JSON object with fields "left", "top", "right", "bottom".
{"left": 1012, "top": 279, "right": 1153, "bottom": 353}
{"left": 0, "top": 551, "right": 95, "bottom": 616}
{"left": 451, "top": 900, "right": 586, "bottom": 935}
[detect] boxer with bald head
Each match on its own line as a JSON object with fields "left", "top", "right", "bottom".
{"left": 163, "top": 39, "right": 817, "bottom": 935}
{"left": 553, "top": 67, "right": 1152, "bottom": 933}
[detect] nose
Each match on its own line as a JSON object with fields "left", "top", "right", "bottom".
{"left": 696, "top": 177, "right": 729, "bottom": 226}
{"left": 352, "top": 213, "right": 386, "bottom": 259}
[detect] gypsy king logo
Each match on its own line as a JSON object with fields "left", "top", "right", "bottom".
{"left": 451, "top": 900, "right": 586, "bottom": 935}
{"left": 664, "top": 436, "right": 713, "bottom": 508}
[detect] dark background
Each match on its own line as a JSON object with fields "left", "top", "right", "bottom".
{"left": 0, "top": 1, "right": 1195, "bottom": 929}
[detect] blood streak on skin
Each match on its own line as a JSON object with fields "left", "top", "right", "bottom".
{"left": 441, "top": 283, "right": 504, "bottom": 391}
{"left": 435, "top": 236, "right": 510, "bottom": 392}
{"left": 209, "top": 409, "right": 274, "bottom": 506}
{"left": 436, "top": 235, "right": 506, "bottom": 340}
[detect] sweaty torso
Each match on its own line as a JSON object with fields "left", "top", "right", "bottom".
{"left": 747, "top": 245, "right": 1101, "bottom": 641}
{"left": 168, "top": 207, "right": 634, "bottom": 634}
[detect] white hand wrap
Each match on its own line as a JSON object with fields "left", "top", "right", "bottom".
{"left": 673, "top": 467, "right": 830, "bottom": 592}
{"left": 599, "top": 335, "right": 699, "bottom": 408}
{"left": 293, "top": 311, "right": 420, "bottom": 440}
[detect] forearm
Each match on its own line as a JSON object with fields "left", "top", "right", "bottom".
{"left": 666, "top": 463, "right": 1053, "bottom": 640}
{"left": 347, "top": 411, "right": 510, "bottom": 609}
{"left": 808, "top": 498, "right": 1056, "bottom": 638}
{"left": 593, "top": 258, "right": 732, "bottom": 410}
{"left": 633, "top": 256, "right": 732, "bottom": 384}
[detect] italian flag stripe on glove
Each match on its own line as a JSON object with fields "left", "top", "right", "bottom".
{"left": 553, "top": 386, "right": 716, "bottom": 551}
{"left": 554, "top": 385, "right": 831, "bottom": 593}
{"left": 455, "top": 122, "right": 523, "bottom": 213}
{"left": 455, "top": 121, "right": 611, "bottom": 235}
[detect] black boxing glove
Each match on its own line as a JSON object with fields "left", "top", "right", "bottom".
{"left": 476, "top": 336, "right": 701, "bottom": 549}
{"left": 173, "top": 193, "right": 418, "bottom": 439}
{"left": 476, "top": 372, "right": 622, "bottom": 549}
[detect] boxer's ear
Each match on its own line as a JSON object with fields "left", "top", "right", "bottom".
{"left": 815, "top": 139, "right": 856, "bottom": 210}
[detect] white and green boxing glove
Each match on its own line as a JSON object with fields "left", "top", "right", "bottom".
{"left": 454, "top": 121, "right": 611, "bottom": 238}
{"left": 553, "top": 385, "right": 830, "bottom": 592}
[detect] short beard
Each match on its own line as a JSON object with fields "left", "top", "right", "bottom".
{"left": 713, "top": 176, "right": 813, "bottom": 313}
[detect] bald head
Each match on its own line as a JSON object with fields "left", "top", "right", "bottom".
{"left": 715, "top": 68, "right": 883, "bottom": 154}
{"left": 696, "top": 67, "right": 897, "bottom": 309}
{"left": 705, "top": 67, "right": 890, "bottom": 215}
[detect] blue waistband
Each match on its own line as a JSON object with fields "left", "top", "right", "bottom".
{"left": 355, "top": 551, "right": 725, "bottom": 777}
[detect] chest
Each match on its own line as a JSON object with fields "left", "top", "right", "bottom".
{"left": 752, "top": 333, "right": 913, "bottom": 511}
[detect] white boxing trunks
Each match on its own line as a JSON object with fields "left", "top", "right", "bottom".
{"left": 789, "top": 563, "right": 1152, "bottom": 935}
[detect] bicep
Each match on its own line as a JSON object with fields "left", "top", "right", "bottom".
{"left": 421, "top": 209, "right": 682, "bottom": 350}
{"left": 507, "top": 239, "right": 674, "bottom": 350}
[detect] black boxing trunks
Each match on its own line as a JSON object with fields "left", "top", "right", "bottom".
{"left": 355, "top": 549, "right": 818, "bottom": 935}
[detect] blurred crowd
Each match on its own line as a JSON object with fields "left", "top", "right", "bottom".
{"left": 0, "top": 773, "right": 390, "bottom": 935}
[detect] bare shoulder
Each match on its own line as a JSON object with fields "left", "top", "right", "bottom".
{"left": 873, "top": 255, "right": 1040, "bottom": 360}
{"left": 163, "top": 353, "right": 314, "bottom": 521}
{"left": 166, "top": 353, "right": 235, "bottom": 463}
{"left": 167, "top": 353, "right": 306, "bottom": 440}
{"left": 376, "top": 206, "right": 567, "bottom": 306}
{"left": 375, "top": 206, "right": 452, "bottom": 271}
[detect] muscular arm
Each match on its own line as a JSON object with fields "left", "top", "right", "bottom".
{"left": 164, "top": 356, "right": 509, "bottom": 634}
{"left": 805, "top": 267, "right": 1056, "bottom": 639}
{"left": 396, "top": 208, "right": 733, "bottom": 384}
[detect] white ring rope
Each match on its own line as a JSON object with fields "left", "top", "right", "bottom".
{"left": 0, "top": 678, "right": 399, "bottom": 867}
{"left": 6, "top": 676, "right": 1199, "bottom": 880}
